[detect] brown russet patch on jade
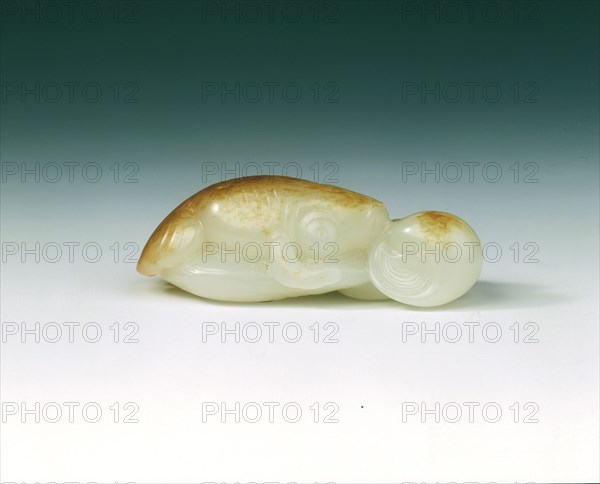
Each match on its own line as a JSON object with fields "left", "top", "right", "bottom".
{"left": 194, "top": 175, "right": 382, "bottom": 211}
{"left": 417, "top": 211, "right": 465, "bottom": 241}
{"left": 137, "top": 176, "right": 384, "bottom": 276}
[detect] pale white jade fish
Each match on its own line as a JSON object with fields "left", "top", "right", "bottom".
{"left": 137, "top": 176, "right": 482, "bottom": 306}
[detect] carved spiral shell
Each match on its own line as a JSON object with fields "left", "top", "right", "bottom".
{"left": 286, "top": 206, "right": 339, "bottom": 258}
{"left": 368, "top": 211, "right": 483, "bottom": 307}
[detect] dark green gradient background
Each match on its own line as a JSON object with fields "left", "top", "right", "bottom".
{"left": 1, "top": 0, "right": 598, "bottom": 246}
{"left": 1, "top": 0, "right": 598, "bottom": 177}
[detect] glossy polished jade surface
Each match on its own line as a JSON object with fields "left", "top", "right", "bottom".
{"left": 138, "top": 176, "right": 483, "bottom": 306}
